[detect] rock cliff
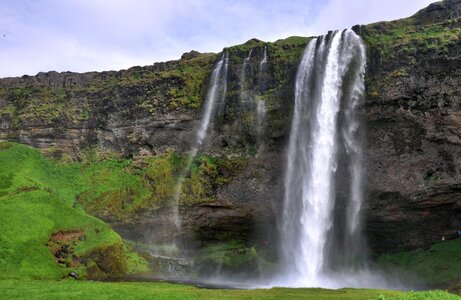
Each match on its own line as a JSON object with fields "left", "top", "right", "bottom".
{"left": 360, "top": 0, "right": 461, "bottom": 253}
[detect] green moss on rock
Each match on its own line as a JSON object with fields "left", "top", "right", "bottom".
{"left": 83, "top": 243, "right": 127, "bottom": 278}
{"left": 194, "top": 241, "right": 260, "bottom": 275}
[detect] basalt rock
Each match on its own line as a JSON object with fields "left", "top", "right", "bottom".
{"left": 361, "top": 0, "right": 461, "bottom": 254}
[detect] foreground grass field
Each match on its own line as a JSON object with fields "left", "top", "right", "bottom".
{"left": 0, "top": 279, "right": 400, "bottom": 300}
{"left": 0, "top": 280, "right": 460, "bottom": 300}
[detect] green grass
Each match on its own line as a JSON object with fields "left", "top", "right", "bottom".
{"left": 0, "top": 279, "right": 408, "bottom": 300}
{"left": 0, "top": 142, "right": 146, "bottom": 279}
{"left": 363, "top": 17, "right": 461, "bottom": 64}
{"left": 377, "top": 238, "right": 461, "bottom": 286}
{"left": 384, "top": 290, "right": 461, "bottom": 300}
{"left": 0, "top": 181, "right": 122, "bottom": 279}
{"left": 272, "top": 36, "right": 309, "bottom": 47}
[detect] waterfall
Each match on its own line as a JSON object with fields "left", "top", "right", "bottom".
{"left": 172, "top": 52, "right": 229, "bottom": 228}
{"left": 259, "top": 46, "right": 268, "bottom": 70}
{"left": 279, "top": 29, "right": 367, "bottom": 287}
{"left": 256, "top": 100, "right": 266, "bottom": 137}
{"left": 195, "top": 52, "right": 229, "bottom": 148}
{"left": 240, "top": 48, "right": 253, "bottom": 105}
{"left": 256, "top": 46, "right": 268, "bottom": 144}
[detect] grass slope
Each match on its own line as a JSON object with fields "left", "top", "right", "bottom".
{"left": 385, "top": 290, "right": 461, "bottom": 300}
{"left": 0, "top": 142, "right": 147, "bottom": 279}
{"left": 378, "top": 238, "right": 461, "bottom": 287}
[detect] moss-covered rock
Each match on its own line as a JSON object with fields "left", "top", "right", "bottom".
{"left": 82, "top": 243, "right": 127, "bottom": 278}
{"left": 194, "top": 241, "right": 260, "bottom": 276}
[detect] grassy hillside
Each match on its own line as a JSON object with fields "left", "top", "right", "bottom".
{"left": 0, "top": 142, "right": 148, "bottom": 279}
{"left": 0, "top": 141, "right": 249, "bottom": 279}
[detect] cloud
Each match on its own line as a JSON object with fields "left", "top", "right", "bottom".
{"left": 0, "top": 0, "right": 435, "bottom": 77}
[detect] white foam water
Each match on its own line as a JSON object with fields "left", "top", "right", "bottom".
{"left": 276, "top": 30, "right": 386, "bottom": 288}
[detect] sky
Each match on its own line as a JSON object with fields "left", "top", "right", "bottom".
{"left": 1, "top": 0, "right": 435, "bottom": 78}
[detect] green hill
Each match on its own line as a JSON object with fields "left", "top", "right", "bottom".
{"left": 0, "top": 142, "right": 147, "bottom": 279}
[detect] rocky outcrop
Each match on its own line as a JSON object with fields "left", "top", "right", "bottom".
{"left": 414, "top": 0, "right": 461, "bottom": 24}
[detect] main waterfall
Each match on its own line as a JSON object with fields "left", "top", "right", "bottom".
{"left": 279, "top": 29, "right": 368, "bottom": 287}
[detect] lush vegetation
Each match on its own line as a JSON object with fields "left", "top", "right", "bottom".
{"left": 0, "top": 142, "right": 127, "bottom": 278}
{"left": 77, "top": 149, "right": 246, "bottom": 221}
{"left": 0, "top": 142, "right": 153, "bottom": 279}
{"left": 362, "top": 15, "right": 461, "bottom": 98}
{"left": 377, "top": 238, "right": 461, "bottom": 287}
{"left": 0, "top": 142, "right": 252, "bottom": 279}
{"left": 363, "top": 18, "right": 461, "bottom": 60}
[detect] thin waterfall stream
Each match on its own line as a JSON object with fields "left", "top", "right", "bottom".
{"left": 256, "top": 46, "right": 268, "bottom": 145}
{"left": 172, "top": 52, "right": 229, "bottom": 229}
{"left": 240, "top": 48, "right": 253, "bottom": 105}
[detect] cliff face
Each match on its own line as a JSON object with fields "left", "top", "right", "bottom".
{"left": 361, "top": 0, "right": 461, "bottom": 253}
{"left": 0, "top": 0, "right": 460, "bottom": 258}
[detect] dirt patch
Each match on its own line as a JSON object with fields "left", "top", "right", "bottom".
{"left": 48, "top": 230, "right": 85, "bottom": 268}
{"left": 0, "top": 142, "right": 12, "bottom": 150}
{"left": 50, "top": 230, "right": 84, "bottom": 242}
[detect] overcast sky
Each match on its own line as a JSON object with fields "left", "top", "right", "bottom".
{"left": 1, "top": 0, "right": 435, "bottom": 78}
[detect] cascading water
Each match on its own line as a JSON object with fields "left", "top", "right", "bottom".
{"left": 172, "top": 52, "right": 229, "bottom": 228}
{"left": 259, "top": 46, "right": 268, "bottom": 69}
{"left": 239, "top": 48, "right": 254, "bottom": 110}
{"left": 256, "top": 100, "right": 266, "bottom": 137}
{"left": 278, "top": 29, "right": 369, "bottom": 287}
{"left": 256, "top": 46, "right": 268, "bottom": 141}
{"left": 195, "top": 51, "right": 229, "bottom": 149}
